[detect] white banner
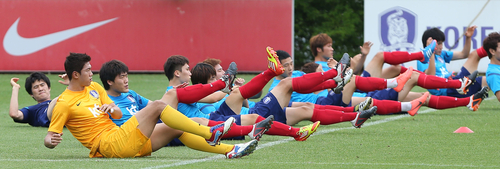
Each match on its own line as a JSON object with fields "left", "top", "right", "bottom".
{"left": 364, "top": 0, "right": 498, "bottom": 73}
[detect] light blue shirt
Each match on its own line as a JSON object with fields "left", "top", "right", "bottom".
{"left": 108, "top": 90, "right": 149, "bottom": 126}
{"left": 486, "top": 63, "right": 500, "bottom": 95}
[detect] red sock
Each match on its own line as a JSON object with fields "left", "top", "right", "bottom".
{"left": 310, "top": 109, "right": 357, "bottom": 125}
{"left": 239, "top": 69, "right": 276, "bottom": 99}
{"left": 384, "top": 51, "right": 424, "bottom": 65}
{"left": 417, "top": 73, "right": 461, "bottom": 89}
{"left": 176, "top": 80, "right": 226, "bottom": 104}
{"left": 255, "top": 116, "right": 298, "bottom": 137}
{"left": 355, "top": 76, "right": 388, "bottom": 92}
{"left": 292, "top": 70, "right": 338, "bottom": 93}
{"left": 427, "top": 95, "right": 469, "bottom": 109}
{"left": 314, "top": 104, "right": 355, "bottom": 112}
{"left": 400, "top": 66, "right": 407, "bottom": 74}
{"left": 294, "top": 80, "right": 338, "bottom": 94}
{"left": 207, "top": 120, "right": 223, "bottom": 126}
{"left": 373, "top": 99, "right": 401, "bottom": 115}
{"left": 221, "top": 123, "right": 253, "bottom": 139}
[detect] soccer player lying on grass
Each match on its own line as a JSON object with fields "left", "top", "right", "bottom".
{"left": 343, "top": 45, "right": 489, "bottom": 116}
{"left": 164, "top": 54, "right": 320, "bottom": 141}
{"left": 416, "top": 26, "right": 488, "bottom": 98}
{"left": 482, "top": 32, "right": 500, "bottom": 102}
{"left": 186, "top": 47, "right": 380, "bottom": 129}
{"left": 98, "top": 59, "right": 276, "bottom": 143}
{"left": 9, "top": 72, "right": 53, "bottom": 127}
{"left": 45, "top": 53, "right": 258, "bottom": 159}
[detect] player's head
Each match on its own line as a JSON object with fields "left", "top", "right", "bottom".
{"left": 276, "top": 50, "right": 293, "bottom": 79}
{"left": 99, "top": 60, "right": 129, "bottom": 93}
{"left": 64, "top": 53, "right": 92, "bottom": 85}
{"left": 301, "top": 62, "right": 322, "bottom": 74}
{"left": 164, "top": 55, "right": 191, "bottom": 83}
{"left": 483, "top": 32, "right": 500, "bottom": 60}
{"left": 422, "top": 28, "right": 445, "bottom": 54}
{"left": 309, "top": 33, "right": 333, "bottom": 59}
{"left": 203, "top": 58, "right": 224, "bottom": 79}
{"left": 191, "top": 63, "right": 217, "bottom": 84}
{"left": 25, "top": 72, "right": 51, "bottom": 102}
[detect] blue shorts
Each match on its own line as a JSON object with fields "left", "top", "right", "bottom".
{"left": 209, "top": 101, "right": 242, "bottom": 125}
{"left": 366, "top": 88, "right": 399, "bottom": 101}
{"left": 316, "top": 91, "right": 350, "bottom": 107}
{"left": 250, "top": 92, "right": 287, "bottom": 124}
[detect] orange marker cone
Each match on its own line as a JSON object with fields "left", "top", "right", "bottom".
{"left": 453, "top": 127, "right": 474, "bottom": 133}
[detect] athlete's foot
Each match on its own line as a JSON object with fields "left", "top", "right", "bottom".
{"left": 420, "top": 40, "right": 436, "bottom": 64}
{"left": 467, "top": 86, "right": 489, "bottom": 111}
{"left": 392, "top": 66, "right": 413, "bottom": 92}
{"left": 294, "top": 121, "right": 320, "bottom": 141}
{"left": 266, "top": 46, "right": 285, "bottom": 75}
{"left": 457, "top": 70, "right": 478, "bottom": 95}
{"left": 351, "top": 106, "right": 377, "bottom": 128}
{"left": 333, "top": 53, "right": 351, "bottom": 82}
{"left": 354, "top": 97, "right": 373, "bottom": 112}
{"left": 207, "top": 117, "right": 235, "bottom": 146}
{"left": 220, "top": 62, "right": 237, "bottom": 94}
{"left": 248, "top": 115, "right": 274, "bottom": 141}
{"left": 333, "top": 69, "right": 353, "bottom": 94}
{"left": 407, "top": 92, "right": 429, "bottom": 116}
{"left": 226, "top": 139, "right": 258, "bottom": 159}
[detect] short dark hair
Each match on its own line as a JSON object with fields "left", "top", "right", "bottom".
{"left": 164, "top": 55, "right": 189, "bottom": 80}
{"left": 483, "top": 32, "right": 500, "bottom": 59}
{"left": 99, "top": 60, "right": 129, "bottom": 90}
{"left": 276, "top": 50, "right": 291, "bottom": 62}
{"left": 309, "top": 33, "right": 333, "bottom": 56}
{"left": 64, "top": 53, "right": 91, "bottom": 80}
{"left": 25, "top": 72, "right": 51, "bottom": 95}
{"left": 422, "top": 28, "right": 445, "bottom": 48}
{"left": 301, "top": 62, "right": 320, "bottom": 74}
{"left": 191, "top": 63, "right": 216, "bottom": 84}
{"left": 202, "top": 58, "right": 221, "bottom": 67}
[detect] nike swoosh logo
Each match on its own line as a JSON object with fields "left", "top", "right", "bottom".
{"left": 3, "top": 17, "right": 118, "bottom": 56}
{"left": 76, "top": 101, "right": 82, "bottom": 106}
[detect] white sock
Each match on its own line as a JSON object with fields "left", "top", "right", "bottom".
{"left": 401, "top": 102, "right": 412, "bottom": 112}
{"left": 387, "top": 78, "right": 397, "bottom": 88}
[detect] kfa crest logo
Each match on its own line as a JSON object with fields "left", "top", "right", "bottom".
{"left": 379, "top": 6, "right": 417, "bottom": 52}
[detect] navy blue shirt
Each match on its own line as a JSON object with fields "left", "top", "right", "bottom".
{"left": 16, "top": 100, "right": 51, "bottom": 127}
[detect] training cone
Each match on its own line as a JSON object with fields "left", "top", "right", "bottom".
{"left": 453, "top": 127, "right": 474, "bottom": 133}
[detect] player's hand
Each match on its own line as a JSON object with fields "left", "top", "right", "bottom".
{"left": 10, "top": 78, "right": 20, "bottom": 88}
{"left": 234, "top": 78, "right": 245, "bottom": 87}
{"left": 425, "top": 37, "right": 433, "bottom": 47}
{"left": 465, "top": 25, "right": 477, "bottom": 38}
{"left": 360, "top": 41, "right": 373, "bottom": 56}
{"left": 173, "top": 82, "right": 189, "bottom": 89}
{"left": 98, "top": 104, "right": 114, "bottom": 113}
{"left": 327, "top": 58, "right": 338, "bottom": 69}
{"left": 58, "top": 74, "right": 69, "bottom": 86}
{"left": 49, "top": 132, "right": 63, "bottom": 146}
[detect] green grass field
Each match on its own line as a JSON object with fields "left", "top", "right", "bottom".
{"left": 1, "top": 73, "right": 499, "bottom": 169}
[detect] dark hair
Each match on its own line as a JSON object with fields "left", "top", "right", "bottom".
{"left": 164, "top": 55, "right": 189, "bottom": 80}
{"left": 483, "top": 32, "right": 500, "bottom": 59}
{"left": 202, "top": 58, "right": 221, "bottom": 67}
{"left": 301, "top": 62, "right": 320, "bottom": 74}
{"left": 309, "top": 33, "right": 333, "bottom": 56}
{"left": 276, "top": 50, "right": 291, "bottom": 62}
{"left": 25, "top": 72, "right": 51, "bottom": 95}
{"left": 99, "top": 60, "right": 129, "bottom": 90}
{"left": 64, "top": 53, "right": 91, "bottom": 80}
{"left": 191, "top": 63, "right": 216, "bottom": 84}
{"left": 422, "top": 28, "right": 445, "bottom": 48}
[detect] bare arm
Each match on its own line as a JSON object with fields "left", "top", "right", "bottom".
{"left": 352, "top": 41, "right": 373, "bottom": 75}
{"left": 9, "top": 78, "right": 24, "bottom": 121}
{"left": 423, "top": 38, "right": 436, "bottom": 75}
{"left": 44, "top": 131, "right": 63, "bottom": 149}
{"left": 452, "top": 26, "right": 476, "bottom": 60}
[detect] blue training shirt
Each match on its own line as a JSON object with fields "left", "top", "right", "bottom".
{"left": 315, "top": 61, "right": 331, "bottom": 71}
{"left": 417, "top": 50, "right": 454, "bottom": 78}
{"left": 16, "top": 100, "right": 51, "bottom": 127}
{"left": 486, "top": 64, "right": 500, "bottom": 95}
{"left": 108, "top": 90, "right": 150, "bottom": 126}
